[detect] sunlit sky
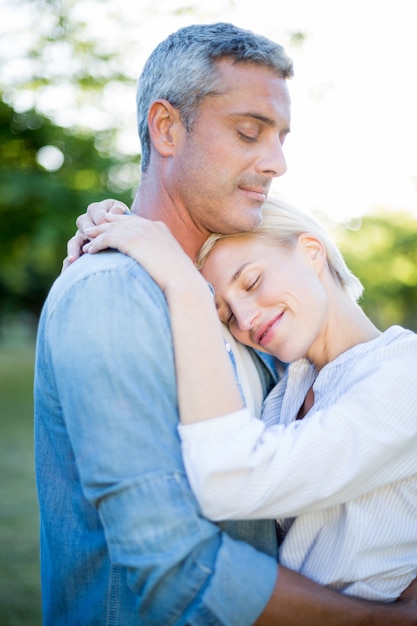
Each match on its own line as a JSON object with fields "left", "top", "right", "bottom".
{"left": 2, "top": 0, "right": 417, "bottom": 221}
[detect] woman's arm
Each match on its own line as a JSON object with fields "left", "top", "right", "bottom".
{"left": 164, "top": 255, "right": 245, "bottom": 422}
{"left": 178, "top": 349, "right": 417, "bottom": 520}
{"left": 85, "top": 214, "right": 245, "bottom": 423}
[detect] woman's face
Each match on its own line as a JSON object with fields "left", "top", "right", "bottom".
{"left": 201, "top": 234, "right": 329, "bottom": 364}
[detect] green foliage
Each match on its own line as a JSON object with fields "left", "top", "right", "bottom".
{"left": 0, "top": 0, "right": 142, "bottom": 326}
{"left": 0, "top": 96, "right": 139, "bottom": 321}
{"left": 3, "top": 0, "right": 137, "bottom": 98}
{"left": 0, "top": 341, "right": 41, "bottom": 626}
{"left": 332, "top": 212, "right": 417, "bottom": 331}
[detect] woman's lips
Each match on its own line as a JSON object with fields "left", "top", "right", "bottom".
{"left": 256, "top": 312, "right": 284, "bottom": 346}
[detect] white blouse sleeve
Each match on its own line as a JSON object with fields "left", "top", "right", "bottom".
{"left": 178, "top": 347, "right": 417, "bottom": 521}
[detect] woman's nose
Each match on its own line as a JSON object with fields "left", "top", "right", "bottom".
{"left": 235, "top": 306, "right": 260, "bottom": 332}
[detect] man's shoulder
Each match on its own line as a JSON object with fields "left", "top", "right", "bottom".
{"left": 53, "top": 251, "right": 154, "bottom": 293}
{"left": 46, "top": 251, "right": 165, "bottom": 315}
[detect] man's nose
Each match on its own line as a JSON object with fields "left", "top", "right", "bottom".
{"left": 256, "top": 138, "right": 287, "bottom": 178}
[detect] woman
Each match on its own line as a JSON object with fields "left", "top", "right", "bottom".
{"left": 84, "top": 196, "right": 417, "bottom": 602}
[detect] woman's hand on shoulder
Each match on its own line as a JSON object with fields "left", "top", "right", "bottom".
{"left": 62, "top": 199, "right": 129, "bottom": 271}
{"left": 83, "top": 213, "right": 200, "bottom": 292}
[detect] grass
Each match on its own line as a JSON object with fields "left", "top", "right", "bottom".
{"left": 0, "top": 338, "right": 42, "bottom": 626}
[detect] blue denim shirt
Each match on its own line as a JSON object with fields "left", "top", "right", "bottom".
{"left": 34, "top": 250, "right": 279, "bottom": 626}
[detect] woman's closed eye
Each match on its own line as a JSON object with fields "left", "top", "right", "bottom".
{"left": 244, "top": 274, "right": 261, "bottom": 291}
{"left": 226, "top": 310, "right": 235, "bottom": 326}
{"left": 215, "top": 301, "right": 234, "bottom": 327}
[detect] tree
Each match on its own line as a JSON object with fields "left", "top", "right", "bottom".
{"left": 0, "top": 96, "right": 139, "bottom": 327}
{"left": 332, "top": 212, "right": 417, "bottom": 331}
{"left": 0, "top": 0, "right": 143, "bottom": 330}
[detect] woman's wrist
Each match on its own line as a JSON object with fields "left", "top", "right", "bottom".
{"left": 165, "top": 266, "right": 212, "bottom": 301}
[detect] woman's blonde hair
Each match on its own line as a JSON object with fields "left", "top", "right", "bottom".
{"left": 196, "top": 196, "right": 364, "bottom": 302}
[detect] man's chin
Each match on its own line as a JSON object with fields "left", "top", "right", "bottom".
{"left": 225, "top": 206, "right": 264, "bottom": 234}
{"left": 234, "top": 211, "right": 263, "bottom": 234}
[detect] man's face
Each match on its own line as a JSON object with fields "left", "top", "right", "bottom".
{"left": 168, "top": 60, "right": 291, "bottom": 237}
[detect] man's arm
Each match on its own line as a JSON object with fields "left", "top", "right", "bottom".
{"left": 50, "top": 257, "right": 277, "bottom": 626}
{"left": 256, "top": 567, "right": 417, "bottom": 625}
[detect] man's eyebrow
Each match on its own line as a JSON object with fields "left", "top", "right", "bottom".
{"left": 232, "top": 112, "right": 275, "bottom": 126}
{"left": 232, "top": 112, "right": 290, "bottom": 132}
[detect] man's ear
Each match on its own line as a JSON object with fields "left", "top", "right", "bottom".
{"left": 147, "top": 99, "right": 183, "bottom": 158}
{"left": 298, "top": 233, "right": 326, "bottom": 274}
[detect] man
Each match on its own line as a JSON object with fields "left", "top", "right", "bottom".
{"left": 35, "top": 23, "right": 417, "bottom": 625}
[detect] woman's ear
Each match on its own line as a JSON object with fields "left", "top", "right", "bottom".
{"left": 147, "top": 99, "right": 183, "bottom": 158}
{"left": 298, "top": 233, "right": 326, "bottom": 274}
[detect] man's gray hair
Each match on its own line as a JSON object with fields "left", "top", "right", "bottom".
{"left": 137, "top": 22, "right": 294, "bottom": 171}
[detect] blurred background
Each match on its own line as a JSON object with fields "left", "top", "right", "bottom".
{"left": 1, "top": 0, "right": 416, "bottom": 623}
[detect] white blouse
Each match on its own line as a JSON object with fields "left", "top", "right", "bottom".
{"left": 179, "top": 326, "right": 417, "bottom": 600}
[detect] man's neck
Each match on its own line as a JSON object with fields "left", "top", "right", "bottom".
{"left": 131, "top": 186, "right": 209, "bottom": 261}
